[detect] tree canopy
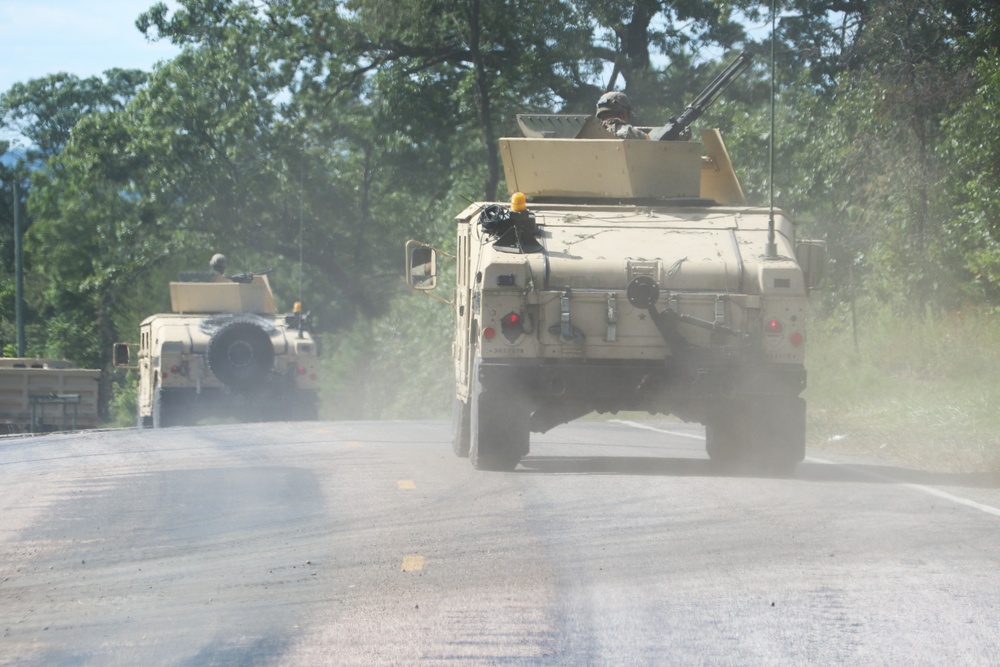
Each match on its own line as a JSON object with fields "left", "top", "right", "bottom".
{"left": 1, "top": 0, "right": 999, "bottom": 418}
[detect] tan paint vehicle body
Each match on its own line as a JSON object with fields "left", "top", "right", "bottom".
{"left": 118, "top": 274, "right": 319, "bottom": 428}
{"left": 408, "top": 117, "right": 825, "bottom": 472}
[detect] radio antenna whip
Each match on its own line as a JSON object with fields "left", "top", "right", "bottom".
{"left": 766, "top": 0, "right": 778, "bottom": 258}
{"left": 299, "top": 149, "right": 305, "bottom": 302}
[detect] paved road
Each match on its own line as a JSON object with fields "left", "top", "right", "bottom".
{"left": 2, "top": 420, "right": 999, "bottom": 665}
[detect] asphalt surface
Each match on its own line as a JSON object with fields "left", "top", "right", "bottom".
{"left": 2, "top": 419, "right": 999, "bottom": 666}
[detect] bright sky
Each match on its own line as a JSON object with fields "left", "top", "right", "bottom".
{"left": 0, "top": 1, "right": 181, "bottom": 94}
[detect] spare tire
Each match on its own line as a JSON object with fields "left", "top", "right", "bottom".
{"left": 207, "top": 318, "right": 275, "bottom": 388}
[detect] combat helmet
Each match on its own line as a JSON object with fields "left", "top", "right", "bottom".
{"left": 596, "top": 91, "right": 634, "bottom": 121}
{"left": 210, "top": 253, "right": 227, "bottom": 274}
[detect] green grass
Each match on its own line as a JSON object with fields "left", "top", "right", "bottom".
{"left": 805, "top": 308, "right": 1000, "bottom": 473}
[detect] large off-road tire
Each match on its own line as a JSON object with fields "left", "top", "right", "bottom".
{"left": 206, "top": 319, "right": 275, "bottom": 389}
{"left": 705, "top": 396, "right": 805, "bottom": 476}
{"left": 469, "top": 361, "right": 529, "bottom": 472}
{"left": 705, "top": 407, "right": 740, "bottom": 468}
{"left": 152, "top": 387, "right": 173, "bottom": 428}
{"left": 153, "top": 388, "right": 198, "bottom": 427}
{"left": 289, "top": 390, "right": 319, "bottom": 421}
{"left": 452, "top": 396, "right": 471, "bottom": 458}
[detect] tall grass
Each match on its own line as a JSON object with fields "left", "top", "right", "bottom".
{"left": 805, "top": 308, "right": 1000, "bottom": 472}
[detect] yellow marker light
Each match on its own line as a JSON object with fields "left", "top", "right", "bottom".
{"left": 293, "top": 301, "right": 302, "bottom": 314}
{"left": 510, "top": 192, "right": 527, "bottom": 212}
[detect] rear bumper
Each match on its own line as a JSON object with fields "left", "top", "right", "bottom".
{"left": 476, "top": 357, "right": 805, "bottom": 425}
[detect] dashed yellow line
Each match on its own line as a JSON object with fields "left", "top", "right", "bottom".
{"left": 397, "top": 480, "right": 416, "bottom": 490}
{"left": 401, "top": 555, "right": 425, "bottom": 572}
{"left": 345, "top": 441, "right": 364, "bottom": 447}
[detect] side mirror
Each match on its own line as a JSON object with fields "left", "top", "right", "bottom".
{"left": 113, "top": 343, "right": 131, "bottom": 367}
{"left": 796, "top": 240, "right": 827, "bottom": 291}
{"left": 406, "top": 240, "right": 438, "bottom": 291}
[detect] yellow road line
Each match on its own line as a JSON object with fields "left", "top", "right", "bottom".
{"left": 345, "top": 441, "right": 363, "bottom": 447}
{"left": 397, "top": 480, "right": 416, "bottom": 490}
{"left": 401, "top": 555, "right": 424, "bottom": 572}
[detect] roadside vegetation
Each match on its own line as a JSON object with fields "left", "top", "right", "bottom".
{"left": 807, "top": 307, "right": 1000, "bottom": 474}
{"left": 2, "top": 1, "right": 999, "bottom": 472}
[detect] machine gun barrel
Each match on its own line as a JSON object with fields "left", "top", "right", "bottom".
{"left": 226, "top": 268, "right": 275, "bottom": 283}
{"left": 649, "top": 52, "right": 752, "bottom": 142}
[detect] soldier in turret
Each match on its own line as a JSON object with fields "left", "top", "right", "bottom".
{"left": 595, "top": 91, "right": 649, "bottom": 140}
{"left": 210, "top": 253, "right": 230, "bottom": 282}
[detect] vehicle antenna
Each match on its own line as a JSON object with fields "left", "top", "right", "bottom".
{"left": 13, "top": 181, "right": 25, "bottom": 356}
{"left": 299, "top": 151, "right": 305, "bottom": 302}
{"left": 766, "top": 0, "right": 778, "bottom": 258}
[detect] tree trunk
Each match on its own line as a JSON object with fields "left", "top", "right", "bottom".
{"left": 466, "top": 0, "right": 500, "bottom": 201}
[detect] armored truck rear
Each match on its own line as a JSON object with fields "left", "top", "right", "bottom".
{"left": 117, "top": 270, "right": 319, "bottom": 427}
{"left": 408, "top": 116, "right": 824, "bottom": 473}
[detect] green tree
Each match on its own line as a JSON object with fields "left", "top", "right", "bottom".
{"left": 945, "top": 52, "right": 1000, "bottom": 302}
{"left": 0, "top": 71, "right": 148, "bottom": 387}
{"left": 26, "top": 106, "right": 161, "bottom": 412}
{"left": 1, "top": 70, "right": 147, "bottom": 159}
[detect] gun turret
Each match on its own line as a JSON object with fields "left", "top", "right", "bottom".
{"left": 649, "top": 52, "right": 752, "bottom": 142}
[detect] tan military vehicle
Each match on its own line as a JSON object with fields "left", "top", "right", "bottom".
{"left": 407, "top": 57, "right": 825, "bottom": 473}
{"left": 115, "top": 269, "right": 319, "bottom": 428}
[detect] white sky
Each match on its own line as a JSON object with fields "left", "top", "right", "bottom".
{"left": 0, "top": 1, "right": 181, "bottom": 94}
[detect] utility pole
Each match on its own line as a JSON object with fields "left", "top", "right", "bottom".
{"left": 13, "top": 181, "right": 25, "bottom": 357}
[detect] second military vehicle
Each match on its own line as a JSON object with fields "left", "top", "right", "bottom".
{"left": 407, "top": 54, "right": 825, "bottom": 473}
{"left": 115, "top": 268, "right": 319, "bottom": 427}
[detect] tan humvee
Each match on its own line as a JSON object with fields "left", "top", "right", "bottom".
{"left": 115, "top": 271, "right": 319, "bottom": 427}
{"left": 407, "top": 115, "right": 825, "bottom": 473}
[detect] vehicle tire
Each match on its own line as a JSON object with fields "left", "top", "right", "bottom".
{"left": 705, "top": 402, "right": 743, "bottom": 469}
{"left": 752, "top": 396, "right": 805, "bottom": 476}
{"left": 206, "top": 319, "right": 275, "bottom": 389}
{"left": 469, "top": 360, "right": 529, "bottom": 471}
{"left": 706, "top": 396, "right": 804, "bottom": 476}
{"left": 291, "top": 390, "right": 319, "bottom": 421}
{"left": 452, "top": 396, "right": 471, "bottom": 458}
{"left": 152, "top": 387, "right": 172, "bottom": 428}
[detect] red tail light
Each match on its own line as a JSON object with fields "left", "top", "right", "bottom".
{"left": 500, "top": 312, "right": 523, "bottom": 342}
